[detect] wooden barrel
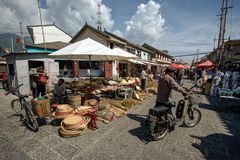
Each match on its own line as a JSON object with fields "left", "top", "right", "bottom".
{"left": 68, "top": 95, "right": 81, "bottom": 107}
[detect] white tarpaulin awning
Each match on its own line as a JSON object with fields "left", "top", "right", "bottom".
{"left": 140, "top": 60, "right": 160, "bottom": 66}
{"left": 157, "top": 59, "right": 171, "bottom": 64}
{"left": 128, "top": 59, "right": 146, "bottom": 65}
{"left": 49, "top": 38, "right": 130, "bottom": 61}
{"left": 113, "top": 47, "right": 138, "bottom": 59}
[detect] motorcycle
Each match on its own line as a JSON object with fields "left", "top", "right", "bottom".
{"left": 146, "top": 85, "right": 202, "bottom": 140}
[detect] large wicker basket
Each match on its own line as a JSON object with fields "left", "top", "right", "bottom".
{"left": 68, "top": 95, "right": 82, "bottom": 107}
{"left": 32, "top": 99, "right": 50, "bottom": 117}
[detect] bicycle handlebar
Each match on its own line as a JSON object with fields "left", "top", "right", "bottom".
{"left": 5, "top": 84, "right": 23, "bottom": 96}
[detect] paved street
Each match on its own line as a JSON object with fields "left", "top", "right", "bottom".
{"left": 0, "top": 81, "right": 240, "bottom": 160}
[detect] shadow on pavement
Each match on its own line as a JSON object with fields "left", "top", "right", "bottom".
{"left": 191, "top": 133, "right": 240, "bottom": 159}
{"left": 127, "top": 113, "right": 153, "bottom": 144}
{"left": 191, "top": 95, "right": 240, "bottom": 159}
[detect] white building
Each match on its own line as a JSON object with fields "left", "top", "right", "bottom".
{"left": 27, "top": 23, "right": 72, "bottom": 44}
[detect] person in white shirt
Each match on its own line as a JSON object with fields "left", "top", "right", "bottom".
{"left": 140, "top": 68, "right": 147, "bottom": 92}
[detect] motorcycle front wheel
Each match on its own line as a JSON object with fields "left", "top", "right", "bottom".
{"left": 184, "top": 108, "right": 201, "bottom": 127}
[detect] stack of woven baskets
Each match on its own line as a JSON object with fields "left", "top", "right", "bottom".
{"left": 60, "top": 115, "right": 91, "bottom": 138}
{"left": 52, "top": 104, "right": 74, "bottom": 119}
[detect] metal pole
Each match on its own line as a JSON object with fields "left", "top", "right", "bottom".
{"left": 197, "top": 49, "right": 199, "bottom": 63}
{"left": 10, "top": 34, "right": 14, "bottom": 52}
{"left": 89, "top": 55, "right": 92, "bottom": 83}
{"left": 19, "top": 22, "right": 25, "bottom": 52}
{"left": 37, "top": 0, "right": 46, "bottom": 51}
{"left": 217, "top": 0, "right": 225, "bottom": 49}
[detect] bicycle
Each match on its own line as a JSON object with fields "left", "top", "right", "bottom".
{"left": 5, "top": 84, "right": 39, "bottom": 132}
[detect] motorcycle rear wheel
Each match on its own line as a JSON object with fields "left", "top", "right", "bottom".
{"left": 150, "top": 115, "right": 169, "bottom": 141}
{"left": 184, "top": 108, "right": 201, "bottom": 127}
{"left": 151, "top": 127, "right": 169, "bottom": 141}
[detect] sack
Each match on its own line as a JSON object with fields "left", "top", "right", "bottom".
{"left": 38, "top": 74, "right": 48, "bottom": 84}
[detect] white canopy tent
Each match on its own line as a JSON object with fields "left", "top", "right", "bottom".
{"left": 49, "top": 38, "right": 129, "bottom": 61}
{"left": 128, "top": 59, "right": 146, "bottom": 65}
{"left": 49, "top": 38, "right": 134, "bottom": 81}
{"left": 112, "top": 47, "right": 138, "bottom": 59}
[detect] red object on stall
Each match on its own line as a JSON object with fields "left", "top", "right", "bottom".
{"left": 38, "top": 74, "right": 48, "bottom": 84}
{"left": 170, "top": 63, "right": 181, "bottom": 69}
{"left": 104, "top": 61, "right": 112, "bottom": 79}
{"left": 196, "top": 60, "right": 213, "bottom": 68}
{"left": 183, "top": 64, "right": 191, "bottom": 69}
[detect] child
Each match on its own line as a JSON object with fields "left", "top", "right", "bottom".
{"left": 53, "top": 79, "right": 66, "bottom": 104}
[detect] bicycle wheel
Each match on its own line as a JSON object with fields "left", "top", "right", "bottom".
{"left": 11, "top": 99, "right": 22, "bottom": 114}
{"left": 24, "top": 103, "right": 39, "bottom": 132}
{"left": 184, "top": 108, "right": 201, "bottom": 127}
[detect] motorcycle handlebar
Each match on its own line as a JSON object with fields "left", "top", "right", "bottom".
{"left": 5, "top": 84, "right": 23, "bottom": 96}
{"left": 182, "top": 84, "right": 196, "bottom": 97}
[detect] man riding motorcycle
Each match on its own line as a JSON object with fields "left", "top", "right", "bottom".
{"left": 156, "top": 67, "right": 189, "bottom": 107}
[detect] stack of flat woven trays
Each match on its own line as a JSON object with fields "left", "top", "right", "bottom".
{"left": 60, "top": 115, "right": 90, "bottom": 138}
{"left": 52, "top": 104, "right": 75, "bottom": 119}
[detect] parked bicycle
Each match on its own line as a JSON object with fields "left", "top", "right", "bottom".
{"left": 146, "top": 84, "right": 202, "bottom": 140}
{"left": 5, "top": 84, "right": 39, "bottom": 132}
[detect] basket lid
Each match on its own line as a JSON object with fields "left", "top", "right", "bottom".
{"left": 63, "top": 115, "right": 84, "bottom": 126}
{"left": 77, "top": 106, "right": 92, "bottom": 111}
{"left": 57, "top": 104, "right": 73, "bottom": 112}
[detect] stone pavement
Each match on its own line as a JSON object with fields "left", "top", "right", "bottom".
{"left": 0, "top": 81, "right": 240, "bottom": 160}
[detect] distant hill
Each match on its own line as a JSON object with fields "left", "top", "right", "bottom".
{"left": 0, "top": 33, "right": 33, "bottom": 52}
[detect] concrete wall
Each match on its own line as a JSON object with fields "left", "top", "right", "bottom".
{"left": 6, "top": 54, "right": 59, "bottom": 95}
{"left": 15, "top": 59, "right": 30, "bottom": 95}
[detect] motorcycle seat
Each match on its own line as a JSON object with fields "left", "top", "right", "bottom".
{"left": 149, "top": 106, "right": 170, "bottom": 116}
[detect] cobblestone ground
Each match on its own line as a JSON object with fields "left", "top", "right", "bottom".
{"left": 0, "top": 80, "right": 240, "bottom": 160}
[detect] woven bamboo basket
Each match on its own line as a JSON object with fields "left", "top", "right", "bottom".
{"left": 32, "top": 99, "right": 50, "bottom": 117}
{"left": 68, "top": 95, "right": 81, "bottom": 107}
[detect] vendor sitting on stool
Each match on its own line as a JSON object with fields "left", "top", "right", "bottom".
{"left": 53, "top": 79, "right": 66, "bottom": 104}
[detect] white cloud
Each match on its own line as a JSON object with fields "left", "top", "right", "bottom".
{"left": 123, "top": 0, "right": 166, "bottom": 43}
{"left": 112, "top": 30, "right": 124, "bottom": 37}
{"left": 0, "top": 0, "right": 114, "bottom": 36}
{"left": 110, "top": 0, "right": 220, "bottom": 63}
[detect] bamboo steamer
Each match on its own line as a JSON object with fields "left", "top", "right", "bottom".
{"left": 68, "top": 95, "right": 81, "bottom": 107}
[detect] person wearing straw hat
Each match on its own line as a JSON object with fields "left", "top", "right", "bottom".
{"left": 53, "top": 79, "right": 66, "bottom": 104}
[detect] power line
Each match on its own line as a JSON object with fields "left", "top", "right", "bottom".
{"left": 173, "top": 52, "right": 209, "bottom": 57}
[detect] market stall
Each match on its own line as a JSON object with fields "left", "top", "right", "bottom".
{"left": 30, "top": 37, "right": 150, "bottom": 138}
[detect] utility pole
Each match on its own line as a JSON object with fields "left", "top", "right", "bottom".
{"left": 217, "top": 0, "right": 226, "bottom": 49}
{"left": 37, "top": 0, "right": 46, "bottom": 51}
{"left": 19, "top": 22, "right": 25, "bottom": 52}
{"left": 10, "top": 34, "right": 14, "bottom": 52}
{"left": 97, "top": 2, "right": 103, "bottom": 31}
{"left": 217, "top": 0, "right": 232, "bottom": 63}
{"left": 196, "top": 49, "right": 199, "bottom": 63}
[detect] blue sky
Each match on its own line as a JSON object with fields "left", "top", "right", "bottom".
{"left": 103, "top": 0, "right": 240, "bottom": 62}
{"left": 0, "top": 0, "right": 239, "bottom": 63}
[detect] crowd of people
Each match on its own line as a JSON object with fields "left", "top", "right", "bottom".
{"left": 192, "top": 63, "right": 240, "bottom": 96}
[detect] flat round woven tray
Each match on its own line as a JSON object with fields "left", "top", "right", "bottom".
{"left": 63, "top": 115, "right": 84, "bottom": 126}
